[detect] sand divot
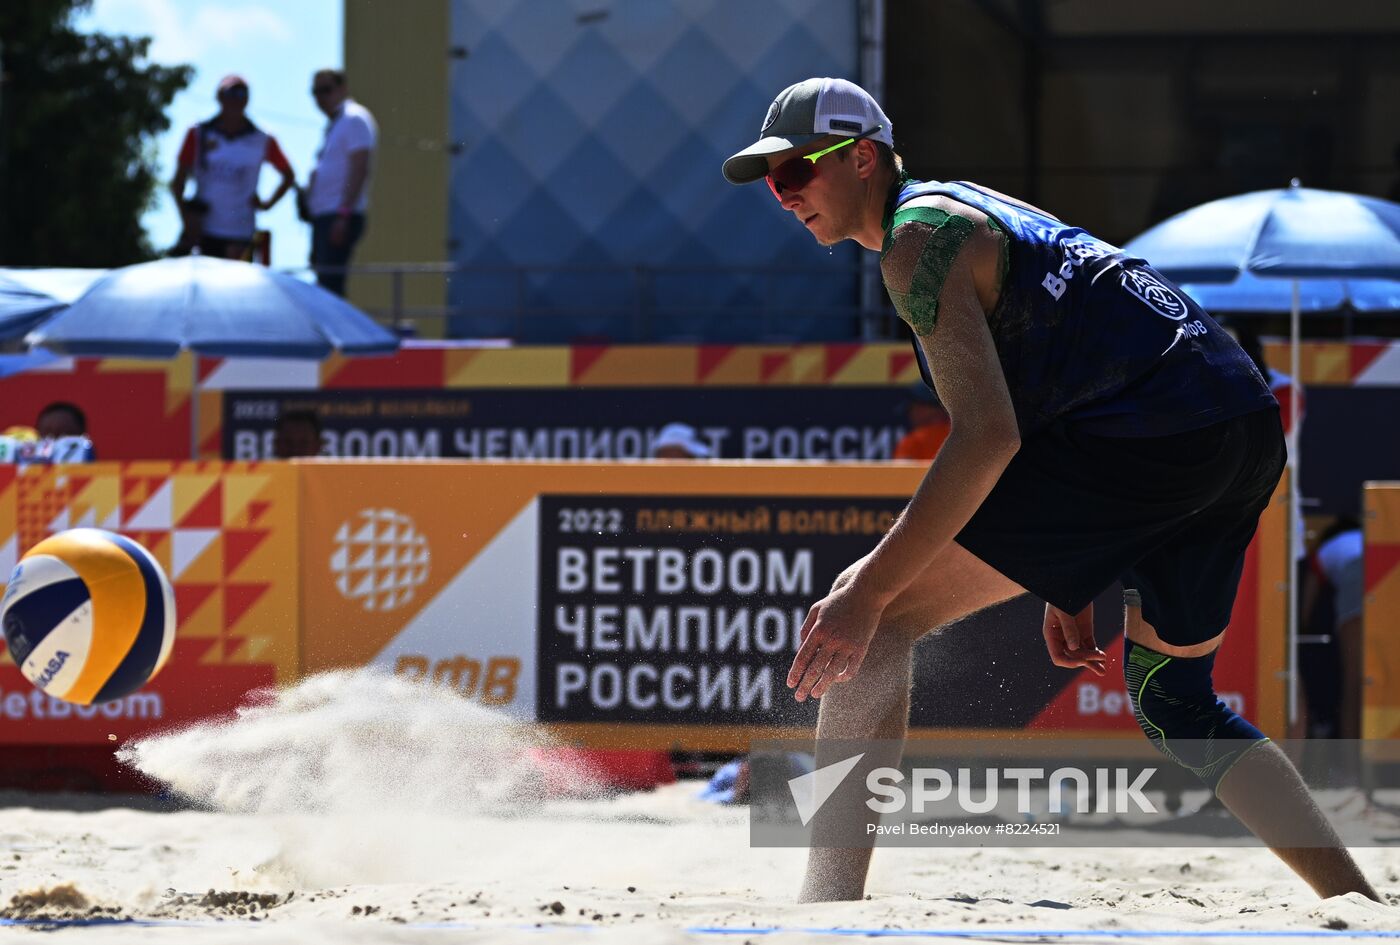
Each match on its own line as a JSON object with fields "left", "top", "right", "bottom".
{"left": 1, "top": 881, "right": 124, "bottom": 922}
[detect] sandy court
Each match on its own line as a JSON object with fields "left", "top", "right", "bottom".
{"left": 2, "top": 791, "right": 1399, "bottom": 944}
{"left": 2, "top": 673, "right": 1398, "bottom": 943}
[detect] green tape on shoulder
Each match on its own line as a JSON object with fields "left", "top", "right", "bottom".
{"left": 882, "top": 209, "right": 975, "bottom": 337}
{"left": 891, "top": 205, "right": 959, "bottom": 232}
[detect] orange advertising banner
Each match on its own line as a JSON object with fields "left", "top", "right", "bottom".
{"left": 298, "top": 461, "right": 1287, "bottom": 750}
{"left": 297, "top": 462, "right": 929, "bottom": 729}
{"left": 0, "top": 459, "right": 1286, "bottom": 752}
{"left": 1363, "top": 483, "right": 1400, "bottom": 740}
{"left": 0, "top": 461, "right": 299, "bottom": 745}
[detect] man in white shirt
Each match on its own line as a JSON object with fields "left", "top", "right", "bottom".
{"left": 306, "top": 69, "right": 377, "bottom": 296}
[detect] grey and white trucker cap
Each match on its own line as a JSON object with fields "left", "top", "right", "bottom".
{"left": 722, "top": 77, "right": 894, "bottom": 185}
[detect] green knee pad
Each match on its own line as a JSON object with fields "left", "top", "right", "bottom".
{"left": 1123, "top": 639, "right": 1267, "bottom": 790}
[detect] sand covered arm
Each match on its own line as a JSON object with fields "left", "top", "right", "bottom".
{"left": 787, "top": 211, "right": 1020, "bottom": 701}
{"left": 847, "top": 208, "right": 1020, "bottom": 605}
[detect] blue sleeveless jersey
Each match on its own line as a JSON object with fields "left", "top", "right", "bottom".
{"left": 895, "top": 180, "right": 1275, "bottom": 436}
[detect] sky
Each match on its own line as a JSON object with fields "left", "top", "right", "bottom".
{"left": 75, "top": 0, "right": 343, "bottom": 269}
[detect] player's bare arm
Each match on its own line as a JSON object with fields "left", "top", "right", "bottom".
{"left": 897, "top": 196, "right": 1106, "bottom": 676}
{"left": 787, "top": 200, "right": 1020, "bottom": 701}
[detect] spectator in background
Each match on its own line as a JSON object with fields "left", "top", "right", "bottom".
{"left": 273, "top": 409, "right": 323, "bottom": 459}
{"left": 36, "top": 401, "right": 86, "bottom": 441}
{"left": 1302, "top": 518, "right": 1365, "bottom": 739}
{"left": 169, "top": 75, "right": 296, "bottom": 260}
{"left": 34, "top": 401, "right": 95, "bottom": 463}
{"left": 651, "top": 423, "right": 713, "bottom": 459}
{"left": 306, "top": 69, "right": 377, "bottom": 296}
{"left": 892, "top": 383, "right": 950, "bottom": 461}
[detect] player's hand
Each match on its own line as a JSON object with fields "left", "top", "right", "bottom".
{"left": 787, "top": 585, "right": 882, "bottom": 702}
{"left": 1042, "top": 602, "right": 1107, "bottom": 675}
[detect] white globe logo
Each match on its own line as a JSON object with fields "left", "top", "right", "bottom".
{"left": 330, "top": 509, "right": 430, "bottom": 612}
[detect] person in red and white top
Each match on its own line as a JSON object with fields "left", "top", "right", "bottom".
{"left": 306, "top": 68, "right": 378, "bottom": 296}
{"left": 169, "top": 74, "right": 296, "bottom": 261}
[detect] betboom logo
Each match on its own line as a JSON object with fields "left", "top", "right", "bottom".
{"left": 330, "top": 508, "right": 431, "bottom": 612}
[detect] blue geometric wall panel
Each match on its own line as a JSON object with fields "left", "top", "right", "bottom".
{"left": 448, "top": 0, "right": 861, "bottom": 342}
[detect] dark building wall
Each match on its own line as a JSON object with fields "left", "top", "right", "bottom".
{"left": 886, "top": 0, "right": 1400, "bottom": 245}
{"left": 885, "top": 1, "right": 1030, "bottom": 199}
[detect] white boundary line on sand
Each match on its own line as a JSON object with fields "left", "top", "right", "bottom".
{"left": 4, "top": 918, "right": 1400, "bottom": 939}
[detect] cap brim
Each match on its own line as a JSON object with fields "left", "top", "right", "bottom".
{"left": 722, "top": 133, "right": 826, "bottom": 184}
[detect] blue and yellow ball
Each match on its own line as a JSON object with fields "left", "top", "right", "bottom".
{"left": 1, "top": 528, "right": 176, "bottom": 705}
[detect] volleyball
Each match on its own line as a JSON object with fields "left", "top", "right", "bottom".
{"left": 1, "top": 528, "right": 176, "bottom": 706}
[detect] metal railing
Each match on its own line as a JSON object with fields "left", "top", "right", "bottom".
{"left": 294, "top": 262, "right": 905, "bottom": 343}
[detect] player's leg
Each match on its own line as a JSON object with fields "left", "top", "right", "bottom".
{"left": 1123, "top": 410, "right": 1377, "bottom": 899}
{"left": 799, "top": 541, "right": 1024, "bottom": 903}
{"left": 1124, "top": 605, "right": 1378, "bottom": 900}
{"left": 799, "top": 413, "right": 1224, "bottom": 903}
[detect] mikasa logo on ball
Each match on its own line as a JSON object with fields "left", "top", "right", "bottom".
{"left": 330, "top": 509, "right": 431, "bottom": 613}
{"left": 33, "top": 650, "right": 71, "bottom": 688}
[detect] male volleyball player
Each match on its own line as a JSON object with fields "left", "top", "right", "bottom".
{"left": 723, "top": 78, "right": 1378, "bottom": 904}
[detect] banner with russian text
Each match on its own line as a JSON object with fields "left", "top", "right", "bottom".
{"left": 298, "top": 462, "right": 1285, "bottom": 749}
{"left": 222, "top": 387, "right": 909, "bottom": 461}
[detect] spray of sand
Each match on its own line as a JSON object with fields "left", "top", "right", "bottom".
{"left": 118, "top": 670, "right": 606, "bottom": 886}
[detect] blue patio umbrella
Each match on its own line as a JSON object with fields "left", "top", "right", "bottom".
{"left": 1182, "top": 270, "right": 1400, "bottom": 315}
{"left": 1126, "top": 182, "right": 1400, "bottom": 726}
{"left": 1126, "top": 182, "right": 1400, "bottom": 284}
{"left": 25, "top": 256, "right": 398, "bottom": 359}
{"left": 0, "top": 273, "right": 67, "bottom": 342}
{"left": 0, "top": 267, "right": 108, "bottom": 304}
{"left": 24, "top": 256, "right": 399, "bottom": 455}
{"left": 1126, "top": 182, "right": 1400, "bottom": 428}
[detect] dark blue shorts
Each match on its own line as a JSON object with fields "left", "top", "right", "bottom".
{"left": 955, "top": 407, "right": 1285, "bottom": 646}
